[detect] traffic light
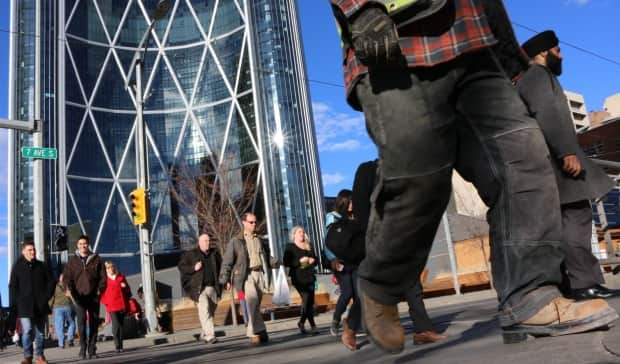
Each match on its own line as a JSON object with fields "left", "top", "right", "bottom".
{"left": 54, "top": 225, "right": 67, "bottom": 251}
{"left": 130, "top": 188, "right": 148, "bottom": 225}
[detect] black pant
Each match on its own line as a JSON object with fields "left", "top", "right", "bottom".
{"left": 405, "top": 282, "right": 433, "bottom": 333}
{"left": 110, "top": 311, "right": 125, "bottom": 350}
{"left": 333, "top": 269, "right": 354, "bottom": 324}
{"left": 345, "top": 269, "right": 362, "bottom": 332}
{"left": 561, "top": 200, "right": 604, "bottom": 290}
{"left": 356, "top": 49, "right": 564, "bottom": 327}
{"left": 74, "top": 297, "right": 99, "bottom": 355}
{"left": 295, "top": 283, "right": 316, "bottom": 327}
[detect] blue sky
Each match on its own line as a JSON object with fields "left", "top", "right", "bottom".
{"left": 1, "top": 0, "right": 620, "bottom": 302}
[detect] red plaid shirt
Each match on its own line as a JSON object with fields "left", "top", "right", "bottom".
{"left": 331, "top": 0, "right": 497, "bottom": 109}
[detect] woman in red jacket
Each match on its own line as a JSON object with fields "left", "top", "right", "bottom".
{"left": 100, "top": 261, "right": 130, "bottom": 353}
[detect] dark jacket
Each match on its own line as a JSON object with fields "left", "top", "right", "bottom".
{"left": 178, "top": 246, "right": 222, "bottom": 302}
{"left": 219, "top": 234, "right": 278, "bottom": 292}
{"left": 63, "top": 251, "right": 107, "bottom": 303}
{"left": 352, "top": 160, "right": 378, "bottom": 234}
{"left": 517, "top": 64, "right": 614, "bottom": 204}
{"left": 8, "top": 256, "right": 55, "bottom": 318}
{"left": 283, "top": 243, "right": 316, "bottom": 287}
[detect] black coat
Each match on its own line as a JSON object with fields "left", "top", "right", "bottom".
{"left": 8, "top": 257, "right": 55, "bottom": 318}
{"left": 178, "top": 247, "right": 222, "bottom": 302}
{"left": 517, "top": 64, "right": 613, "bottom": 204}
{"left": 283, "top": 243, "right": 316, "bottom": 286}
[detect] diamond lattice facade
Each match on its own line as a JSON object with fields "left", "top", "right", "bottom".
{"left": 8, "top": 0, "right": 324, "bottom": 275}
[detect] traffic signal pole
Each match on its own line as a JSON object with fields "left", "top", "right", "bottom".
{"left": 34, "top": 0, "right": 44, "bottom": 261}
{"left": 134, "top": 54, "right": 158, "bottom": 334}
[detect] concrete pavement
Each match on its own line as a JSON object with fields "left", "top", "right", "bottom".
{"left": 3, "top": 275, "right": 620, "bottom": 363}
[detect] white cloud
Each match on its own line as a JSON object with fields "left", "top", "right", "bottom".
{"left": 322, "top": 173, "right": 346, "bottom": 186}
{"left": 321, "top": 139, "right": 362, "bottom": 152}
{"left": 312, "top": 102, "right": 368, "bottom": 152}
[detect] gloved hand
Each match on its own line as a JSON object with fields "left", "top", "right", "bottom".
{"left": 351, "top": 6, "right": 401, "bottom": 66}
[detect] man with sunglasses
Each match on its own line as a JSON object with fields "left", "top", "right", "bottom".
{"left": 219, "top": 212, "right": 278, "bottom": 345}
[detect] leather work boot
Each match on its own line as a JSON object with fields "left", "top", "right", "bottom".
{"left": 413, "top": 330, "right": 448, "bottom": 345}
{"left": 360, "top": 291, "right": 405, "bottom": 354}
{"left": 502, "top": 297, "right": 619, "bottom": 344}
{"left": 34, "top": 356, "right": 48, "bottom": 364}
{"left": 20, "top": 357, "right": 33, "bottom": 364}
{"left": 341, "top": 321, "right": 356, "bottom": 351}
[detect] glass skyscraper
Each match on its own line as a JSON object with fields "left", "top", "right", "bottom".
{"left": 8, "top": 0, "right": 324, "bottom": 274}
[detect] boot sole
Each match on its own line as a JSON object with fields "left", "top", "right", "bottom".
{"left": 502, "top": 306, "right": 619, "bottom": 344}
{"left": 360, "top": 293, "right": 404, "bottom": 355}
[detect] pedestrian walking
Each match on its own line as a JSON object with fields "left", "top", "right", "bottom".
{"left": 49, "top": 274, "right": 76, "bottom": 349}
{"left": 324, "top": 190, "right": 356, "bottom": 338}
{"left": 8, "top": 241, "right": 55, "bottom": 364}
{"left": 63, "top": 235, "right": 106, "bottom": 359}
{"left": 353, "top": 160, "right": 448, "bottom": 346}
{"left": 328, "top": 0, "right": 617, "bottom": 354}
{"left": 516, "top": 30, "right": 615, "bottom": 300}
{"left": 283, "top": 226, "right": 319, "bottom": 335}
{"left": 219, "top": 212, "right": 279, "bottom": 345}
{"left": 178, "top": 233, "right": 222, "bottom": 344}
{"left": 100, "top": 261, "right": 131, "bottom": 353}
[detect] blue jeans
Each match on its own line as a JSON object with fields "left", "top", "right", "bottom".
{"left": 54, "top": 306, "right": 75, "bottom": 347}
{"left": 20, "top": 316, "right": 46, "bottom": 357}
{"left": 356, "top": 49, "right": 564, "bottom": 327}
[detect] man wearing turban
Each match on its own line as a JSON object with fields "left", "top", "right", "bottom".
{"left": 517, "top": 30, "right": 616, "bottom": 301}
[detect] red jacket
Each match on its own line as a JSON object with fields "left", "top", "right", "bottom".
{"left": 100, "top": 274, "right": 130, "bottom": 313}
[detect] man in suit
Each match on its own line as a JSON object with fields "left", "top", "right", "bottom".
{"left": 517, "top": 30, "right": 615, "bottom": 300}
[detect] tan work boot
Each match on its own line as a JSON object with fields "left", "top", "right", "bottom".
{"left": 360, "top": 291, "right": 404, "bottom": 354}
{"left": 341, "top": 321, "right": 356, "bottom": 351}
{"left": 34, "top": 356, "right": 48, "bottom": 364}
{"left": 502, "top": 296, "right": 619, "bottom": 343}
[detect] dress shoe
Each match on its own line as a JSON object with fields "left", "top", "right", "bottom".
{"left": 502, "top": 296, "right": 619, "bottom": 344}
{"left": 413, "top": 330, "right": 448, "bottom": 345}
{"left": 360, "top": 290, "right": 404, "bottom": 354}
{"left": 310, "top": 325, "right": 320, "bottom": 335}
{"left": 341, "top": 321, "right": 356, "bottom": 351}
{"left": 573, "top": 285, "right": 614, "bottom": 300}
{"left": 297, "top": 321, "right": 307, "bottom": 334}
{"left": 34, "top": 356, "right": 48, "bottom": 364}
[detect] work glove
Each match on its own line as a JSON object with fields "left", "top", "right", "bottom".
{"left": 350, "top": 6, "right": 401, "bottom": 66}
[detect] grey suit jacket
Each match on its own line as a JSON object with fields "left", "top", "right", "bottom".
{"left": 517, "top": 64, "right": 613, "bottom": 204}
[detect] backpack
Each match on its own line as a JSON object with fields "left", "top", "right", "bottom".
{"left": 324, "top": 218, "right": 365, "bottom": 266}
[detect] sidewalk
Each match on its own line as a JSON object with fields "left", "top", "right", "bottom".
{"left": 2, "top": 274, "right": 620, "bottom": 363}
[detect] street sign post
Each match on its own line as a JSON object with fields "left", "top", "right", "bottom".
{"left": 21, "top": 146, "right": 57, "bottom": 159}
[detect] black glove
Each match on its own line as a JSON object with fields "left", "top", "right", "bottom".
{"left": 350, "top": 6, "right": 401, "bottom": 66}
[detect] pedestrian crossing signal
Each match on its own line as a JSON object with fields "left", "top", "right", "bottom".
{"left": 130, "top": 188, "right": 148, "bottom": 225}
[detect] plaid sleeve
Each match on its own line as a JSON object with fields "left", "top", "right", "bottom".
{"left": 329, "top": 0, "right": 384, "bottom": 19}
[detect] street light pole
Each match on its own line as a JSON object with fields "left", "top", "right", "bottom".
{"left": 128, "top": 0, "right": 169, "bottom": 335}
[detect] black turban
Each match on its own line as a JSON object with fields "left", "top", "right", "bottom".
{"left": 521, "top": 30, "right": 559, "bottom": 58}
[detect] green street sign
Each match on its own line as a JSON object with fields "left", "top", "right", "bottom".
{"left": 21, "top": 146, "right": 58, "bottom": 160}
